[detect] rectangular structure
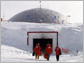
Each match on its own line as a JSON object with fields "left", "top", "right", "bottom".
{"left": 27, "top": 31, "right": 58, "bottom": 53}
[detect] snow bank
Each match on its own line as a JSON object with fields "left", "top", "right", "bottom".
{"left": 1, "top": 21, "right": 83, "bottom": 62}
{"left": 1, "top": 22, "right": 83, "bottom": 53}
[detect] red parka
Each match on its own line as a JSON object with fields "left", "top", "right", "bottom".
{"left": 45, "top": 44, "right": 53, "bottom": 54}
{"left": 55, "top": 47, "right": 61, "bottom": 55}
{"left": 33, "top": 44, "right": 41, "bottom": 55}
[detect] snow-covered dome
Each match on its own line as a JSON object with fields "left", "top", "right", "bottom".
{"left": 9, "top": 8, "right": 67, "bottom": 24}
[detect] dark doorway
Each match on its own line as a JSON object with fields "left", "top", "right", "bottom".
{"left": 33, "top": 38, "right": 53, "bottom": 53}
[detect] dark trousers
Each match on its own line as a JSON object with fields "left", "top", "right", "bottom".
{"left": 47, "top": 54, "right": 50, "bottom": 61}
{"left": 35, "top": 54, "right": 39, "bottom": 59}
{"left": 56, "top": 55, "right": 59, "bottom": 61}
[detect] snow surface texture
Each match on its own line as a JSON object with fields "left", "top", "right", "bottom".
{"left": 1, "top": 21, "right": 83, "bottom": 62}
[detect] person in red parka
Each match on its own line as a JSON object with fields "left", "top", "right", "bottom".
{"left": 45, "top": 43, "right": 53, "bottom": 61}
{"left": 55, "top": 45, "right": 62, "bottom": 61}
{"left": 33, "top": 43, "right": 41, "bottom": 59}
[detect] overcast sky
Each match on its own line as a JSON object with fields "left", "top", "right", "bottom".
{"left": 1, "top": 1, "right": 83, "bottom": 23}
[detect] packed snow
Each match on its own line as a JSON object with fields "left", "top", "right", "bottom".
{"left": 1, "top": 21, "right": 83, "bottom": 62}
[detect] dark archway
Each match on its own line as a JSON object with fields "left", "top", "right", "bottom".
{"left": 33, "top": 38, "right": 53, "bottom": 53}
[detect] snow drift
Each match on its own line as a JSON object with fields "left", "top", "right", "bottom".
{"left": 1, "top": 21, "right": 83, "bottom": 62}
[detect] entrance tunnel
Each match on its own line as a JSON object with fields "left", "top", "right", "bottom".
{"left": 33, "top": 39, "right": 53, "bottom": 53}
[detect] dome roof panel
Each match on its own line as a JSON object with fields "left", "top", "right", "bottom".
{"left": 9, "top": 8, "right": 66, "bottom": 23}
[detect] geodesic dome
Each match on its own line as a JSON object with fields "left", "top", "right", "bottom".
{"left": 9, "top": 8, "right": 67, "bottom": 24}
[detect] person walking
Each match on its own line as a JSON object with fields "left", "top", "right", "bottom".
{"left": 55, "top": 45, "right": 62, "bottom": 61}
{"left": 45, "top": 43, "right": 53, "bottom": 61}
{"left": 33, "top": 43, "right": 41, "bottom": 60}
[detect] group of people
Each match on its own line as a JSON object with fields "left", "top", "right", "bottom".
{"left": 33, "top": 43, "right": 62, "bottom": 61}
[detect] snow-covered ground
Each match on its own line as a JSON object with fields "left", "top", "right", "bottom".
{"left": 1, "top": 45, "right": 83, "bottom": 62}
{"left": 1, "top": 21, "right": 83, "bottom": 62}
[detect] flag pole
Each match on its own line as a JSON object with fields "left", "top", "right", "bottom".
{"left": 39, "top": 1, "right": 41, "bottom": 9}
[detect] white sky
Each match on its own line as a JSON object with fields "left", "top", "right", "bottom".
{"left": 1, "top": 1, "right": 83, "bottom": 23}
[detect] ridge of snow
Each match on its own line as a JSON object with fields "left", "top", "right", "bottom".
{"left": 1, "top": 21, "right": 83, "bottom": 62}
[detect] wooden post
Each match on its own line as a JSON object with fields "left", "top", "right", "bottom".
{"left": 27, "top": 32, "right": 29, "bottom": 45}
{"left": 57, "top": 32, "right": 58, "bottom": 46}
